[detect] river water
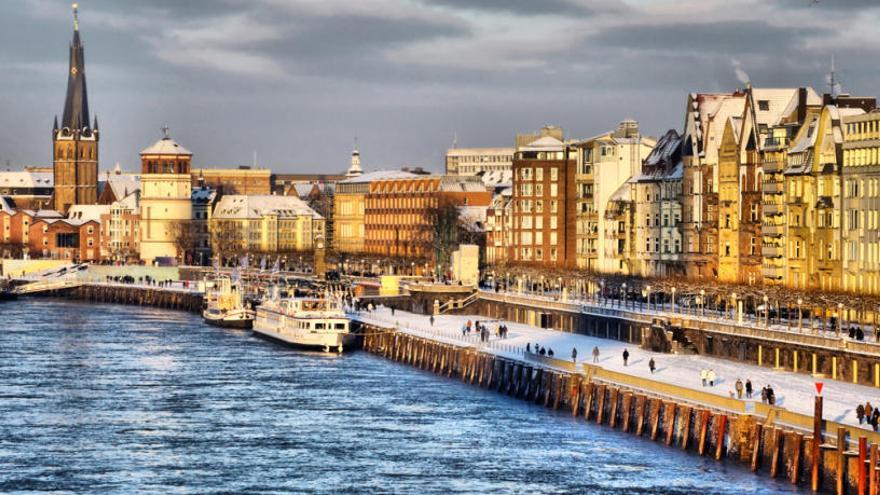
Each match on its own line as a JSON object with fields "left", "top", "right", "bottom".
{"left": 0, "top": 300, "right": 802, "bottom": 494}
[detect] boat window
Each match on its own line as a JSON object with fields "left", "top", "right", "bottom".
{"left": 335, "top": 323, "right": 346, "bottom": 329}
{"left": 315, "top": 323, "right": 325, "bottom": 329}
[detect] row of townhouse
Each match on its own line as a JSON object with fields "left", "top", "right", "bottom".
{"left": 486, "top": 86, "right": 880, "bottom": 296}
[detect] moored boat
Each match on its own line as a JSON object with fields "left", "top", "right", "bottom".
{"left": 202, "top": 277, "right": 255, "bottom": 329}
{"left": 253, "top": 292, "right": 354, "bottom": 353}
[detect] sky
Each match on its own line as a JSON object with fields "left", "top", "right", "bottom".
{"left": 0, "top": 0, "right": 878, "bottom": 174}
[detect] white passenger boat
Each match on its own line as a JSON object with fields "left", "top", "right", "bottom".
{"left": 202, "top": 277, "right": 255, "bottom": 329}
{"left": 253, "top": 292, "right": 354, "bottom": 353}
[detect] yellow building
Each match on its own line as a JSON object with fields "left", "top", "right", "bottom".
{"left": 210, "top": 195, "right": 324, "bottom": 255}
{"left": 842, "top": 110, "right": 880, "bottom": 294}
{"left": 139, "top": 129, "right": 193, "bottom": 264}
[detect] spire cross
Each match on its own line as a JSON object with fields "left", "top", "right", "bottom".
{"left": 72, "top": 3, "right": 79, "bottom": 31}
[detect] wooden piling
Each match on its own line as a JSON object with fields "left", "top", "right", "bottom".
{"left": 608, "top": 388, "right": 620, "bottom": 428}
{"left": 596, "top": 385, "right": 607, "bottom": 424}
{"left": 770, "top": 428, "right": 784, "bottom": 478}
{"left": 751, "top": 423, "right": 763, "bottom": 472}
{"left": 714, "top": 415, "right": 727, "bottom": 460}
{"left": 838, "top": 427, "right": 847, "bottom": 495}
{"left": 650, "top": 399, "right": 661, "bottom": 441}
{"left": 870, "top": 443, "right": 878, "bottom": 495}
{"left": 859, "top": 436, "right": 867, "bottom": 495}
{"left": 791, "top": 432, "right": 803, "bottom": 485}
{"left": 621, "top": 392, "right": 633, "bottom": 433}
{"left": 665, "top": 403, "right": 677, "bottom": 446}
{"left": 680, "top": 406, "right": 692, "bottom": 450}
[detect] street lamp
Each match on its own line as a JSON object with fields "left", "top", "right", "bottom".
{"left": 622, "top": 282, "right": 628, "bottom": 309}
{"left": 671, "top": 286, "right": 677, "bottom": 314}
{"left": 798, "top": 298, "right": 803, "bottom": 332}
{"left": 838, "top": 302, "right": 844, "bottom": 337}
{"left": 731, "top": 293, "right": 737, "bottom": 321}
{"left": 646, "top": 285, "right": 652, "bottom": 311}
{"left": 763, "top": 295, "right": 769, "bottom": 328}
{"left": 700, "top": 289, "right": 705, "bottom": 317}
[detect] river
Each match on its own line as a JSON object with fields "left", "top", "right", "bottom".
{"left": 0, "top": 300, "right": 802, "bottom": 494}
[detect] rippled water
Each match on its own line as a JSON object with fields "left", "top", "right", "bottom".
{"left": 0, "top": 300, "right": 803, "bottom": 494}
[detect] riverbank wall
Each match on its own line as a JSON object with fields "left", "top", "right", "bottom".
{"left": 362, "top": 324, "right": 878, "bottom": 494}
{"left": 29, "top": 284, "right": 203, "bottom": 313}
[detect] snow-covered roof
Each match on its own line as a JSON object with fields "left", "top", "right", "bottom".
{"left": 192, "top": 187, "right": 216, "bottom": 203}
{"left": 104, "top": 173, "right": 141, "bottom": 200}
{"left": 338, "top": 169, "right": 418, "bottom": 184}
{"left": 440, "top": 175, "right": 488, "bottom": 193}
{"left": 0, "top": 196, "right": 16, "bottom": 215}
{"left": 68, "top": 204, "right": 111, "bottom": 223}
{"left": 520, "top": 135, "right": 565, "bottom": 151}
{"left": 458, "top": 206, "right": 487, "bottom": 233}
{"left": 479, "top": 170, "right": 512, "bottom": 188}
{"left": 608, "top": 182, "right": 632, "bottom": 203}
{"left": 0, "top": 170, "right": 53, "bottom": 189}
{"left": 212, "top": 194, "right": 322, "bottom": 220}
{"left": 141, "top": 136, "right": 192, "bottom": 156}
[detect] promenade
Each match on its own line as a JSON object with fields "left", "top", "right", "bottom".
{"left": 355, "top": 305, "right": 880, "bottom": 431}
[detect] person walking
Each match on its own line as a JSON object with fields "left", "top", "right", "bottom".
{"left": 872, "top": 409, "right": 880, "bottom": 432}
{"left": 745, "top": 379, "right": 753, "bottom": 399}
{"left": 857, "top": 403, "right": 867, "bottom": 424}
{"left": 648, "top": 358, "right": 656, "bottom": 374}
{"left": 707, "top": 369, "right": 716, "bottom": 387}
{"left": 700, "top": 368, "right": 708, "bottom": 387}
{"left": 571, "top": 347, "right": 578, "bottom": 363}
{"left": 622, "top": 349, "right": 630, "bottom": 366}
{"left": 867, "top": 402, "right": 874, "bottom": 421}
{"left": 592, "top": 346, "right": 600, "bottom": 363}
{"left": 760, "top": 386, "right": 768, "bottom": 404}
{"left": 766, "top": 385, "right": 776, "bottom": 405}
{"left": 735, "top": 379, "right": 744, "bottom": 399}
{"left": 429, "top": 315, "right": 435, "bottom": 326}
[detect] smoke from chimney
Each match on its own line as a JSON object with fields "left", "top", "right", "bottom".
{"left": 732, "top": 59, "right": 750, "bottom": 86}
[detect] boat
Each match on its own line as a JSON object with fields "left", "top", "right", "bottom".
{"left": 202, "top": 277, "right": 255, "bottom": 329}
{"left": 253, "top": 291, "right": 355, "bottom": 353}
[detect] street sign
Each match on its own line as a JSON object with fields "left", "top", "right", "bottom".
{"left": 815, "top": 382, "right": 824, "bottom": 395}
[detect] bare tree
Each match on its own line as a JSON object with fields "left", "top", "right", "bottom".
{"left": 170, "top": 220, "right": 198, "bottom": 265}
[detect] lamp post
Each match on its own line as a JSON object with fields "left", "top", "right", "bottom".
{"left": 838, "top": 302, "right": 844, "bottom": 337}
{"left": 731, "top": 293, "right": 737, "bottom": 321}
{"left": 646, "top": 285, "right": 652, "bottom": 311}
{"left": 671, "top": 286, "right": 677, "bottom": 314}
{"left": 700, "top": 289, "right": 706, "bottom": 317}
{"left": 600, "top": 280, "right": 605, "bottom": 305}
{"left": 763, "top": 295, "right": 769, "bottom": 328}
{"left": 798, "top": 298, "right": 803, "bottom": 332}
{"left": 622, "top": 282, "right": 628, "bottom": 309}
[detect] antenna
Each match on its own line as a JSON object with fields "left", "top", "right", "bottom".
{"left": 827, "top": 55, "right": 842, "bottom": 97}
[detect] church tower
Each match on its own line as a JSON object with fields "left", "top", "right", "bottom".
{"left": 53, "top": 3, "right": 98, "bottom": 214}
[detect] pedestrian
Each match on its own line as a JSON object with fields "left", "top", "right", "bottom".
{"left": 461, "top": 324, "right": 467, "bottom": 337}
{"left": 745, "top": 379, "right": 753, "bottom": 399}
{"left": 391, "top": 306, "right": 395, "bottom": 316}
{"left": 429, "top": 315, "right": 435, "bottom": 326}
{"left": 622, "top": 349, "right": 629, "bottom": 366}
{"left": 761, "top": 386, "right": 768, "bottom": 404}
{"left": 539, "top": 347, "right": 546, "bottom": 356}
{"left": 735, "top": 379, "right": 744, "bottom": 399}
{"left": 858, "top": 403, "right": 866, "bottom": 424}
{"left": 592, "top": 346, "right": 600, "bottom": 363}
{"left": 707, "top": 369, "right": 716, "bottom": 387}
{"left": 526, "top": 343, "right": 531, "bottom": 353}
{"left": 648, "top": 358, "right": 656, "bottom": 374}
{"left": 700, "top": 368, "right": 708, "bottom": 387}
{"left": 571, "top": 347, "right": 578, "bottom": 363}
{"left": 548, "top": 348, "right": 555, "bottom": 357}
{"left": 867, "top": 402, "right": 874, "bottom": 420}
{"left": 872, "top": 409, "right": 880, "bottom": 432}
{"left": 766, "top": 385, "right": 775, "bottom": 405}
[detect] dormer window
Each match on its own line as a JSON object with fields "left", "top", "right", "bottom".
{"left": 758, "top": 100, "right": 770, "bottom": 111}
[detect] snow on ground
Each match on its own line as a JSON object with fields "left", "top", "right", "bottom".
{"left": 354, "top": 306, "right": 880, "bottom": 430}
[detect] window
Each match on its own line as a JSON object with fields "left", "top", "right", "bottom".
{"left": 535, "top": 232, "right": 543, "bottom": 244}
{"left": 550, "top": 216, "right": 557, "bottom": 229}
{"left": 535, "top": 168, "right": 543, "bottom": 181}
{"left": 750, "top": 237, "right": 756, "bottom": 255}
{"left": 535, "top": 183, "right": 544, "bottom": 196}
{"left": 758, "top": 100, "right": 770, "bottom": 111}
{"left": 725, "top": 242, "right": 731, "bottom": 257}
{"left": 550, "top": 184, "right": 558, "bottom": 197}
{"left": 750, "top": 204, "right": 758, "bottom": 222}
{"left": 550, "top": 201, "right": 558, "bottom": 213}
{"left": 550, "top": 247, "right": 558, "bottom": 261}
{"left": 535, "top": 200, "right": 543, "bottom": 213}
{"left": 725, "top": 214, "right": 731, "bottom": 229}
{"left": 550, "top": 232, "right": 557, "bottom": 245}
{"left": 646, "top": 238, "right": 651, "bottom": 252}
{"left": 550, "top": 168, "right": 558, "bottom": 181}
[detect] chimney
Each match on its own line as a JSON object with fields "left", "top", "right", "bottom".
{"left": 797, "top": 87, "right": 807, "bottom": 124}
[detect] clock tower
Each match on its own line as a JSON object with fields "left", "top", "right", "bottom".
{"left": 52, "top": 3, "right": 98, "bottom": 214}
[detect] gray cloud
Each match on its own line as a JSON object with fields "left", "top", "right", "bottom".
{"left": 0, "top": 0, "right": 877, "bottom": 173}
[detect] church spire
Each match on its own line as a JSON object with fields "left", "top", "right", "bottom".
{"left": 61, "top": 2, "right": 90, "bottom": 134}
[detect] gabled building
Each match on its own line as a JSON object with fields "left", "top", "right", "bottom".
{"left": 632, "top": 129, "right": 685, "bottom": 278}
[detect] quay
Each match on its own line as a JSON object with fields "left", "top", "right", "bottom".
{"left": 355, "top": 305, "right": 880, "bottom": 494}
{"left": 9, "top": 278, "right": 203, "bottom": 313}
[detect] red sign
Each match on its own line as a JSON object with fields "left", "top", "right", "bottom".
{"left": 815, "top": 382, "right": 824, "bottom": 395}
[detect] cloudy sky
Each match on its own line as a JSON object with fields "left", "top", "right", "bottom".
{"left": 0, "top": 0, "right": 877, "bottom": 174}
